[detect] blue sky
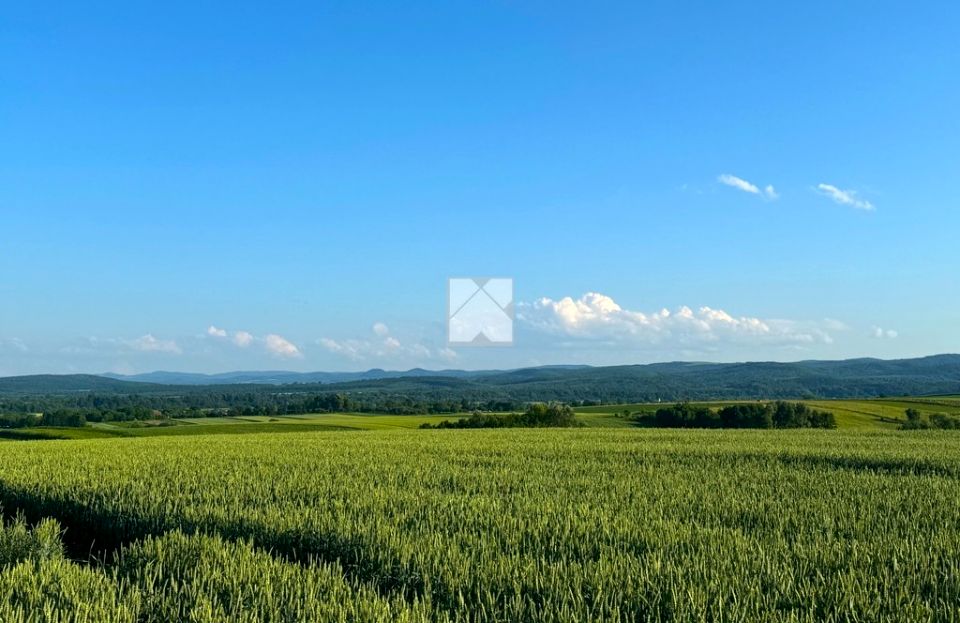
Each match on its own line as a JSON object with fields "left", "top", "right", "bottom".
{"left": 1, "top": 1, "right": 958, "bottom": 374}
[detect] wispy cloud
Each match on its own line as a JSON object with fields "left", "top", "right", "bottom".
{"left": 127, "top": 334, "right": 182, "bottom": 354}
{"left": 0, "top": 338, "right": 28, "bottom": 353}
{"left": 872, "top": 327, "right": 898, "bottom": 339}
{"left": 317, "top": 337, "right": 357, "bottom": 358}
{"left": 718, "top": 174, "right": 778, "bottom": 200}
{"left": 233, "top": 330, "right": 254, "bottom": 347}
{"left": 320, "top": 322, "right": 455, "bottom": 362}
{"left": 816, "top": 183, "right": 874, "bottom": 211}
{"left": 206, "top": 325, "right": 227, "bottom": 338}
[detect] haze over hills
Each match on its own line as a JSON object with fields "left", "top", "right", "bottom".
{"left": 99, "top": 366, "right": 591, "bottom": 386}
{"left": 98, "top": 368, "right": 526, "bottom": 386}
{"left": 2, "top": 356, "right": 959, "bottom": 401}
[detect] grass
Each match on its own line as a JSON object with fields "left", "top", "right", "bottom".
{"left": 1, "top": 428, "right": 959, "bottom": 620}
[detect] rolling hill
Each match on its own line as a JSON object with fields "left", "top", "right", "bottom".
{"left": 1, "top": 356, "right": 959, "bottom": 401}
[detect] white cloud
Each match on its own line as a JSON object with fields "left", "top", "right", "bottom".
{"left": 264, "top": 334, "right": 302, "bottom": 358}
{"left": 127, "top": 334, "right": 182, "bottom": 354}
{"left": 384, "top": 336, "right": 401, "bottom": 349}
{"left": 519, "top": 292, "right": 832, "bottom": 347}
{"left": 207, "top": 326, "right": 257, "bottom": 349}
{"left": 319, "top": 322, "right": 455, "bottom": 362}
{"left": 872, "top": 327, "right": 898, "bottom": 339}
{"left": 233, "top": 331, "right": 254, "bottom": 347}
{"left": 822, "top": 318, "right": 849, "bottom": 331}
{"left": 816, "top": 183, "right": 874, "bottom": 211}
{"left": 207, "top": 329, "right": 305, "bottom": 358}
{"left": 318, "top": 337, "right": 360, "bottom": 359}
{"left": 719, "top": 173, "right": 759, "bottom": 194}
{"left": 320, "top": 336, "right": 440, "bottom": 361}
{"left": 718, "top": 174, "right": 778, "bottom": 200}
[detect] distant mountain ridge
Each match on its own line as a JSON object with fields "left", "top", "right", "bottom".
{"left": 99, "top": 367, "right": 559, "bottom": 386}
{"left": 1, "top": 356, "right": 959, "bottom": 401}
{"left": 102, "top": 369, "right": 414, "bottom": 385}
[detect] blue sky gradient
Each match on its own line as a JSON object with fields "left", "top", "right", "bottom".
{"left": 2, "top": 1, "right": 958, "bottom": 374}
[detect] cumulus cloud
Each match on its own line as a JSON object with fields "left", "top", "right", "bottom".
{"left": 872, "top": 327, "right": 898, "bottom": 339}
{"left": 207, "top": 326, "right": 253, "bottom": 347}
{"left": 372, "top": 322, "right": 390, "bottom": 337}
{"left": 208, "top": 326, "right": 296, "bottom": 354}
{"left": 384, "top": 336, "right": 401, "bottom": 349}
{"left": 519, "top": 292, "right": 833, "bottom": 347}
{"left": 718, "top": 174, "right": 778, "bottom": 200}
{"left": 264, "top": 334, "right": 302, "bottom": 358}
{"left": 817, "top": 183, "right": 874, "bottom": 211}
{"left": 233, "top": 331, "right": 254, "bottom": 347}
{"left": 127, "top": 334, "right": 182, "bottom": 354}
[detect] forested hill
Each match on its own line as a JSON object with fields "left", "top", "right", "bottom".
{"left": 315, "top": 355, "right": 960, "bottom": 402}
{"left": 1, "top": 355, "right": 960, "bottom": 403}
{"left": 0, "top": 374, "right": 165, "bottom": 394}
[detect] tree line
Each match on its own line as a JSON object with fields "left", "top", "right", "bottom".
{"left": 0, "top": 410, "right": 89, "bottom": 429}
{"left": 422, "top": 403, "right": 580, "bottom": 429}
{"left": 0, "top": 392, "right": 527, "bottom": 424}
{"left": 634, "top": 402, "right": 836, "bottom": 429}
{"left": 900, "top": 408, "right": 960, "bottom": 430}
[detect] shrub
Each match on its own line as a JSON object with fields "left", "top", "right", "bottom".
{"left": 423, "top": 402, "right": 579, "bottom": 429}
{"left": 634, "top": 402, "right": 835, "bottom": 429}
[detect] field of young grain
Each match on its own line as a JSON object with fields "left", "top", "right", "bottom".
{"left": 1, "top": 428, "right": 959, "bottom": 621}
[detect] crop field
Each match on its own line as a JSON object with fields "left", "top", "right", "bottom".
{"left": 1, "top": 428, "right": 959, "bottom": 621}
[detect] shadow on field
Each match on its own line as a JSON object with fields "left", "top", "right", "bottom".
{"left": 0, "top": 484, "right": 151, "bottom": 564}
{"left": 0, "top": 480, "right": 434, "bottom": 605}
{"left": 0, "top": 429, "right": 73, "bottom": 441}
{"left": 705, "top": 452, "right": 959, "bottom": 478}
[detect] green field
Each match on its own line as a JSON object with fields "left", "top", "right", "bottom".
{"left": 0, "top": 413, "right": 467, "bottom": 441}
{"left": 576, "top": 395, "right": 960, "bottom": 430}
{"left": 1, "top": 426, "right": 959, "bottom": 621}
{"left": 4, "top": 396, "right": 957, "bottom": 442}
